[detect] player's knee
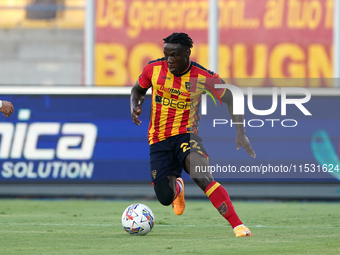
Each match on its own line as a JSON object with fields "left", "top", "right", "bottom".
{"left": 153, "top": 178, "right": 175, "bottom": 206}
{"left": 156, "top": 191, "right": 174, "bottom": 206}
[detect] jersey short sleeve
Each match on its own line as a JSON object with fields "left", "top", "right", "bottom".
{"left": 212, "top": 73, "right": 226, "bottom": 97}
{"left": 203, "top": 73, "right": 226, "bottom": 98}
{"left": 138, "top": 64, "right": 153, "bottom": 89}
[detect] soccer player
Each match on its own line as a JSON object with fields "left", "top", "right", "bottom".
{"left": 130, "top": 33, "right": 255, "bottom": 237}
{"left": 0, "top": 100, "right": 14, "bottom": 117}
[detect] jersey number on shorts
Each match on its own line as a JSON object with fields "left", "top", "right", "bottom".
{"left": 180, "top": 140, "right": 201, "bottom": 153}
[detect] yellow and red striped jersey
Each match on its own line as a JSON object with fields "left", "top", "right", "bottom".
{"left": 139, "top": 58, "right": 226, "bottom": 145}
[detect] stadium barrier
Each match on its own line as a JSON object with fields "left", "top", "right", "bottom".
{"left": 0, "top": 86, "right": 339, "bottom": 185}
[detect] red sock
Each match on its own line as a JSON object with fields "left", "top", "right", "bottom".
{"left": 173, "top": 179, "right": 182, "bottom": 200}
{"left": 205, "top": 181, "right": 242, "bottom": 229}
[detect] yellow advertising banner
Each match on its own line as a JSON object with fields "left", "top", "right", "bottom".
{"left": 95, "top": 0, "right": 333, "bottom": 87}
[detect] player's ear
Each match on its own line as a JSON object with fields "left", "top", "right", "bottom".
{"left": 186, "top": 48, "right": 191, "bottom": 58}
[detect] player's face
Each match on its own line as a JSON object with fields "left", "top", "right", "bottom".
{"left": 164, "top": 43, "right": 190, "bottom": 75}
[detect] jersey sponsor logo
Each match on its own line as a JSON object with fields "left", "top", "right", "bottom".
{"left": 155, "top": 95, "right": 193, "bottom": 109}
{"left": 0, "top": 109, "right": 97, "bottom": 180}
{"left": 160, "top": 76, "right": 171, "bottom": 80}
{"left": 159, "top": 85, "right": 190, "bottom": 97}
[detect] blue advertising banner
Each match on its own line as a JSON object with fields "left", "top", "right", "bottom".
{"left": 0, "top": 94, "right": 151, "bottom": 183}
{"left": 0, "top": 90, "right": 339, "bottom": 183}
{"left": 199, "top": 94, "right": 340, "bottom": 182}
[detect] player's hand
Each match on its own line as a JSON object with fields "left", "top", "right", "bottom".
{"left": 235, "top": 134, "right": 256, "bottom": 158}
{"left": 131, "top": 106, "right": 142, "bottom": 125}
{"left": 0, "top": 100, "right": 14, "bottom": 117}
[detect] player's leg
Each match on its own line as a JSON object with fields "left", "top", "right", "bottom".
{"left": 153, "top": 175, "right": 185, "bottom": 213}
{"left": 182, "top": 136, "right": 252, "bottom": 237}
{"left": 153, "top": 175, "right": 177, "bottom": 206}
{"left": 150, "top": 138, "right": 184, "bottom": 211}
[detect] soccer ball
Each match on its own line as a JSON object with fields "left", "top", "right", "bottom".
{"left": 121, "top": 203, "right": 155, "bottom": 235}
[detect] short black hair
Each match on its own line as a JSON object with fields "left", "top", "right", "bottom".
{"left": 163, "top": 33, "right": 193, "bottom": 49}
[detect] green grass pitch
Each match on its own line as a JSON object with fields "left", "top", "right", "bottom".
{"left": 0, "top": 199, "right": 339, "bottom": 255}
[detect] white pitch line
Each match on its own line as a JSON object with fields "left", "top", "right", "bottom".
{"left": 0, "top": 223, "right": 339, "bottom": 229}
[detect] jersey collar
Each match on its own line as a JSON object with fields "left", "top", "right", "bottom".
{"left": 173, "top": 61, "right": 192, "bottom": 77}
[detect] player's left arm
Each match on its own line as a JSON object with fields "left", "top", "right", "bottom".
{"left": 220, "top": 90, "right": 256, "bottom": 158}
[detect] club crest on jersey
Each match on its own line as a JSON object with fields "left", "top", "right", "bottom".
{"left": 218, "top": 202, "right": 227, "bottom": 216}
{"left": 185, "top": 82, "right": 193, "bottom": 91}
{"left": 151, "top": 170, "right": 157, "bottom": 179}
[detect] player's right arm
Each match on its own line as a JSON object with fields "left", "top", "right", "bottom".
{"left": 131, "top": 62, "right": 153, "bottom": 125}
{"left": 130, "top": 80, "right": 148, "bottom": 126}
{"left": 0, "top": 100, "right": 14, "bottom": 117}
